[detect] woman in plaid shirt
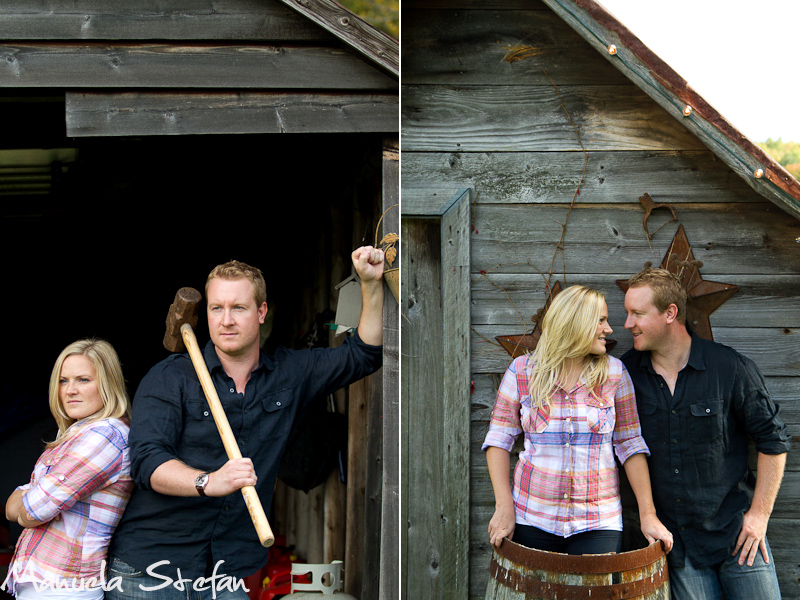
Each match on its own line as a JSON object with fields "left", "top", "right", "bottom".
{"left": 4, "top": 339, "right": 133, "bottom": 598}
{"left": 484, "top": 285, "right": 673, "bottom": 554}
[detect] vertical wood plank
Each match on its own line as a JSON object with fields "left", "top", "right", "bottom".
{"left": 440, "top": 190, "right": 473, "bottom": 600}
{"left": 401, "top": 217, "right": 444, "bottom": 599}
{"left": 380, "top": 137, "right": 400, "bottom": 600}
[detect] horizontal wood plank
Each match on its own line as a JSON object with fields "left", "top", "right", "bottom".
{"left": 401, "top": 84, "right": 704, "bottom": 152}
{"left": 470, "top": 274, "right": 800, "bottom": 328}
{"left": 402, "top": 8, "right": 625, "bottom": 86}
{"left": 470, "top": 325, "right": 800, "bottom": 376}
{"left": 66, "top": 91, "right": 398, "bottom": 136}
{"left": 0, "top": 43, "right": 397, "bottom": 89}
{"left": 470, "top": 204, "right": 800, "bottom": 275}
{"left": 401, "top": 150, "right": 759, "bottom": 205}
{"left": 0, "top": 1, "right": 330, "bottom": 41}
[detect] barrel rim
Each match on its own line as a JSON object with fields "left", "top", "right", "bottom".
{"left": 494, "top": 538, "right": 667, "bottom": 574}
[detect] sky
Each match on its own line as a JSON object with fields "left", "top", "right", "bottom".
{"left": 598, "top": 0, "right": 800, "bottom": 143}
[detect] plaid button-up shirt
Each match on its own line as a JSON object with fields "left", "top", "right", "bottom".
{"left": 483, "top": 355, "right": 649, "bottom": 537}
{"left": 6, "top": 418, "right": 132, "bottom": 593}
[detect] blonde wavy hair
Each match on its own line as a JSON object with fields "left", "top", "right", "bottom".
{"left": 47, "top": 339, "right": 130, "bottom": 448}
{"left": 527, "top": 285, "right": 610, "bottom": 409}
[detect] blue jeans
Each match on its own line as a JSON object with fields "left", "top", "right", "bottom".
{"left": 104, "top": 557, "right": 251, "bottom": 600}
{"left": 669, "top": 538, "right": 781, "bottom": 600}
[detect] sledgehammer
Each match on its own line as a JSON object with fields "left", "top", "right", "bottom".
{"left": 164, "top": 287, "right": 275, "bottom": 548}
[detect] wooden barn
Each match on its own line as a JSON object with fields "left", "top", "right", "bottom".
{"left": 0, "top": 2, "right": 398, "bottom": 599}
{"left": 401, "top": 0, "right": 800, "bottom": 599}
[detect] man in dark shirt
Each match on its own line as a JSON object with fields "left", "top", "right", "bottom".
{"left": 107, "top": 247, "right": 385, "bottom": 599}
{"left": 621, "top": 267, "right": 790, "bottom": 600}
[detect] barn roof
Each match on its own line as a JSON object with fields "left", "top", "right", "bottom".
{"left": 275, "top": 0, "right": 398, "bottom": 77}
{"left": 543, "top": 0, "right": 800, "bottom": 220}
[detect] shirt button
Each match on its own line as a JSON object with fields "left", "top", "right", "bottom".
{"left": 565, "top": 442, "right": 570, "bottom": 447}
{"left": 563, "top": 493, "right": 568, "bottom": 499}
{"left": 204, "top": 411, "right": 209, "bottom": 417}
{"left": 676, "top": 498, "right": 681, "bottom": 503}
{"left": 230, "top": 388, "right": 235, "bottom": 393}
{"left": 276, "top": 401, "right": 282, "bottom": 407}
{"left": 674, "top": 469, "right": 679, "bottom": 474}
{"left": 58, "top": 475, "right": 65, "bottom": 482}
{"left": 706, "top": 408, "right": 711, "bottom": 414}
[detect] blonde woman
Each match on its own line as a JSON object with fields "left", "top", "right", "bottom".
{"left": 483, "top": 285, "right": 673, "bottom": 554}
{"left": 4, "top": 339, "right": 133, "bottom": 598}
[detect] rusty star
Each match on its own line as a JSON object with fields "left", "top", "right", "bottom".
{"left": 616, "top": 225, "right": 739, "bottom": 340}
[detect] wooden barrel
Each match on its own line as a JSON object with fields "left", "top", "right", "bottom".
{"left": 485, "top": 539, "right": 670, "bottom": 600}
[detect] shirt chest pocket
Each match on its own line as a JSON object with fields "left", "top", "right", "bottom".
{"left": 690, "top": 399, "right": 724, "bottom": 445}
{"left": 260, "top": 389, "right": 294, "bottom": 442}
{"left": 585, "top": 394, "right": 615, "bottom": 434}
{"left": 184, "top": 399, "right": 217, "bottom": 448}
{"left": 520, "top": 394, "right": 549, "bottom": 434}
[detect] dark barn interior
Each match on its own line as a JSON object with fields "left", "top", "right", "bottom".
{"left": 0, "top": 93, "right": 386, "bottom": 587}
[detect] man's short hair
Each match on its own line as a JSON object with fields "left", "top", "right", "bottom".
{"left": 627, "top": 266, "right": 687, "bottom": 323}
{"left": 206, "top": 260, "right": 267, "bottom": 306}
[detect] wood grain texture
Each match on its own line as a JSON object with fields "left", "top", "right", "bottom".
{"left": 402, "top": 150, "right": 758, "bottom": 205}
{"left": 470, "top": 274, "right": 800, "bottom": 328}
{"left": 276, "top": 0, "right": 398, "bottom": 76}
{"left": 441, "top": 192, "right": 473, "bottom": 600}
{"left": 379, "top": 139, "right": 400, "bottom": 600}
{"left": 470, "top": 204, "right": 800, "bottom": 276}
{"left": 0, "top": 0, "right": 330, "bottom": 41}
{"left": 0, "top": 43, "right": 397, "bottom": 89}
{"left": 66, "top": 91, "right": 398, "bottom": 136}
{"left": 402, "top": 84, "right": 705, "bottom": 152}
{"left": 402, "top": 7, "right": 624, "bottom": 86}
{"left": 401, "top": 218, "right": 445, "bottom": 600}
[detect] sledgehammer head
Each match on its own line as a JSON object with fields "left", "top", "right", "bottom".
{"left": 164, "top": 287, "right": 202, "bottom": 353}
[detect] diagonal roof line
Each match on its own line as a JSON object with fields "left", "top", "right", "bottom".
{"left": 276, "top": 0, "right": 398, "bottom": 78}
{"left": 542, "top": 0, "right": 800, "bottom": 220}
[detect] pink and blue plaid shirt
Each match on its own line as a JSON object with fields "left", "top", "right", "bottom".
{"left": 482, "top": 355, "right": 649, "bottom": 537}
{"left": 5, "top": 418, "right": 132, "bottom": 594}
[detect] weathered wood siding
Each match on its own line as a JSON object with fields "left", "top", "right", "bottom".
{"left": 401, "top": 1, "right": 800, "bottom": 599}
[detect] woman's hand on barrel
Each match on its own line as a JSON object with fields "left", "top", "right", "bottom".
{"left": 640, "top": 513, "right": 674, "bottom": 553}
{"left": 488, "top": 503, "right": 516, "bottom": 547}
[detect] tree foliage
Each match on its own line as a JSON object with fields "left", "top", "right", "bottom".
{"left": 337, "top": 0, "right": 398, "bottom": 39}
{"left": 759, "top": 138, "right": 800, "bottom": 179}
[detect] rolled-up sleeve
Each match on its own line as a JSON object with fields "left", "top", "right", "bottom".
{"left": 734, "top": 355, "right": 792, "bottom": 455}
{"left": 22, "top": 425, "right": 126, "bottom": 523}
{"left": 128, "top": 357, "right": 189, "bottom": 490}
{"left": 612, "top": 365, "right": 650, "bottom": 464}
{"left": 482, "top": 356, "right": 524, "bottom": 452}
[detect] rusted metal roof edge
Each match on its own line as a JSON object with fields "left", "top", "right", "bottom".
{"left": 275, "top": 0, "right": 398, "bottom": 78}
{"left": 541, "top": 0, "right": 800, "bottom": 221}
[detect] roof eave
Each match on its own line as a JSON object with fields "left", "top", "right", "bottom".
{"left": 542, "top": 0, "right": 800, "bottom": 220}
{"left": 276, "top": 0, "right": 398, "bottom": 78}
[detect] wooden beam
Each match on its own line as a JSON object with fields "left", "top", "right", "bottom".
{"left": 402, "top": 150, "right": 761, "bottom": 206}
{"left": 402, "top": 188, "right": 473, "bottom": 600}
{"left": 276, "top": 0, "right": 398, "bottom": 77}
{"left": 379, "top": 137, "right": 399, "bottom": 600}
{"left": 0, "top": 43, "right": 397, "bottom": 90}
{"left": 0, "top": 1, "right": 330, "bottom": 41}
{"left": 65, "top": 91, "right": 398, "bottom": 136}
{"left": 469, "top": 204, "right": 800, "bottom": 276}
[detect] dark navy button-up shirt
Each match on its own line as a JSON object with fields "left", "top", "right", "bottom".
{"left": 109, "top": 332, "right": 382, "bottom": 580}
{"left": 621, "top": 333, "right": 790, "bottom": 568}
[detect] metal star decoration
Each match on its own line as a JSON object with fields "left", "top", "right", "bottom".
{"left": 616, "top": 224, "right": 739, "bottom": 340}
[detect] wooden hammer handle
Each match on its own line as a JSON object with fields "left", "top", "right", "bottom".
{"left": 180, "top": 323, "right": 275, "bottom": 548}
